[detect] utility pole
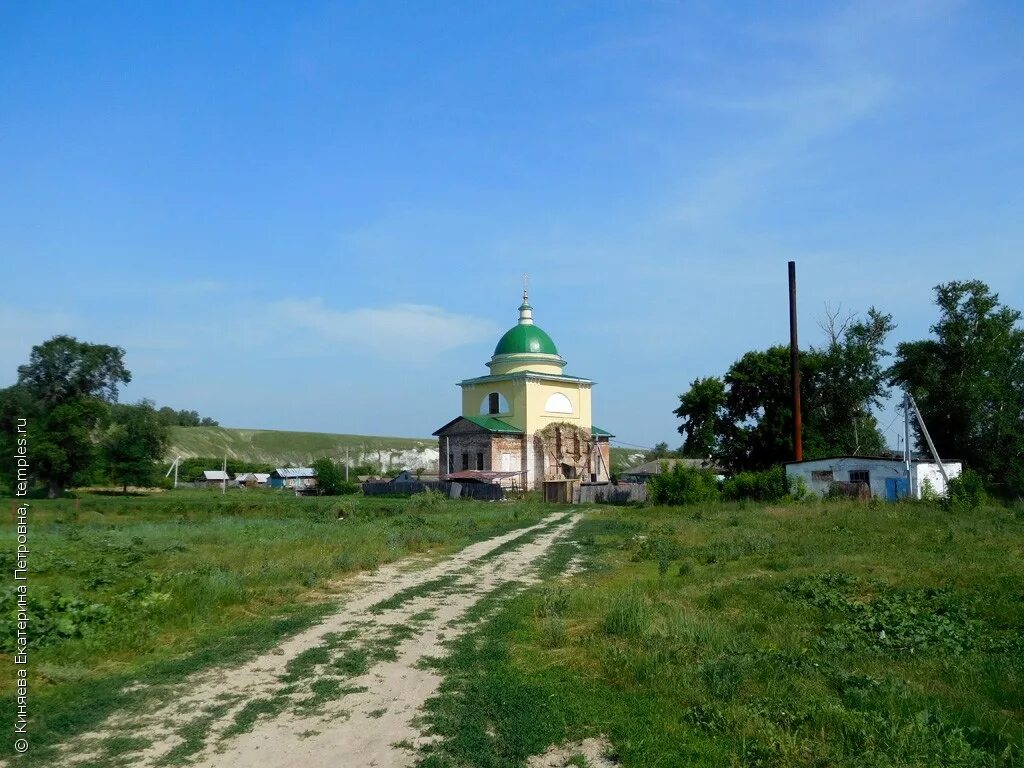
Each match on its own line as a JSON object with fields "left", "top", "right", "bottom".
{"left": 222, "top": 453, "right": 227, "bottom": 495}
{"left": 345, "top": 447, "right": 349, "bottom": 482}
{"left": 788, "top": 261, "right": 803, "bottom": 461}
{"left": 903, "top": 392, "right": 913, "bottom": 497}
{"left": 165, "top": 456, "right": 181, "bottom": 490}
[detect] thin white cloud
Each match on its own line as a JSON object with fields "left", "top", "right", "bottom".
{"left": 673, "top": 76, "right": 890, "bottom": 226}
{"left": 667, "top": 0, "right": 954, "bottom": 227}
{"left": 271, "top": 299, "right": 498, "bottom": 358}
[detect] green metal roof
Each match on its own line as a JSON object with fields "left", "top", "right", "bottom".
{"left": 461, "top": 415, "right": 523, "bottom": 433}
{"left": 460, "top": 371, "right": 592, "bottom": 386}
{"left": 493, "top": 323, "right": 559, "bottom": 356}
{"left": 591, "top": 425, "right": 614, "bottom": 437}
{"left": 432, "top": 415, "right": 523, "bottom": 436}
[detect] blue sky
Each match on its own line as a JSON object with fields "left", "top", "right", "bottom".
{"left": 2, "top": 1, "right": 1022, "bottom": 449}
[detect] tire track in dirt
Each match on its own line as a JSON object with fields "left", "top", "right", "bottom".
{"left": 56, "top": 510, "right": 581, "bottom": 768}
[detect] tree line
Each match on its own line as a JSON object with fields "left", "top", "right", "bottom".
{"left": 673, "top": 280, "right": 1023, "bottom": 498}
{"left": 0, "top": 336, "right": 217, "bottom": 496}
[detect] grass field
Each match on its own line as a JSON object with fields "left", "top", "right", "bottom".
{"left": 5, "top": 492, "right": 1019, "bottom": 766}
{"left": 0, "top": 490, "right": 551, "bottom": 764}
{"left": 418, "top": 499, "right": 1024, "bottom": 767}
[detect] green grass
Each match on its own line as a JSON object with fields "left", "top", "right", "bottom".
{"left": 0, "top": 491, "right": 551, "bottom": 765}
{"left": 166, "top": 425, "right": 435, "bottom": 466}
{"left": 417, "top": 500, "right": 1024, "bottom": 767}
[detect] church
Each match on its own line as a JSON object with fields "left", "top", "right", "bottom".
{"left": 433, "top": 290, "right": 612, "bottom": 491}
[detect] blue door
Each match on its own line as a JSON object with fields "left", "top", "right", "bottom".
{"left": 885, "top": 477, "right": 909, "bottom": 501}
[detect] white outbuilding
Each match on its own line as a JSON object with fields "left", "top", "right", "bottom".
{"left": 785, "top": 455, "right": 962, "bottom": 500}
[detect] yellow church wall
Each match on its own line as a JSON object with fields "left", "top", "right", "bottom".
{"left": 523, "top": 379, "right": 592, "bottom": 434}
{"left": 460, "top": 380, "right": 527, "bottom": 430}
{"left": 459, "top": 376, "right": 594, "bottom": 437}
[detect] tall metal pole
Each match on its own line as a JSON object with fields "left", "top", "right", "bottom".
{"left": 788, "top": 261, "right": 803, "bottom": 461}
{"left": 903, "top": 392, "right": 913, "bottom": 497}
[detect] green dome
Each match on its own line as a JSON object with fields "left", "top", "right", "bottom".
{"left": 493, "top": 323, "right": 559, "bottom": 356}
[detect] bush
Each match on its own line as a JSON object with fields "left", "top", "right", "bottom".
{"left": 311, "top": 457, "right": 356, "bottom": 496}
{"left": 648, "top": 463, "right": 720, "bottom": 506}
{"left": 721, "top": 466, "right": 792, "bottom": 502}
{"left": 944, "top": 468, "right": 986, "bottom": 511}
{"left": 407, "top": 488, "right": 446, "bottom": 514}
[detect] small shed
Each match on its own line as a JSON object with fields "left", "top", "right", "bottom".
{"left": 234, "top": 472, "right": 270, "bottom": 487}
{"left": 268, "top": 467, "right": 317, "bottom": 491}
{"left": 390, "top": 470, "right": 441, "bottom": 484}
{"left": 201, "top": 470, "right": 230, "bottom": 488}
{"left": 445, "top": 470, "right": 526, "bottom": 486}
{"left": 785, "top": 456, "right": 963, "bottom": 500}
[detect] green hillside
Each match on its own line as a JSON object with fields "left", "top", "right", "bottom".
{"left": 167, "top": 426, "right": 644, "bottom": 473}
{"left": 166, "top": 426, "right": 438, "bottom": 468}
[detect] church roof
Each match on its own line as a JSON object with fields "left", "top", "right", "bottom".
{"left": 493, "top": 323, "right": 559, "bottom": 356}
{"left": 432, "top": 414, "right": 523, "bottom": 436}
{"left": 490, "top": 289, "right": 562, "bottom": 358}
{"left": 459, "top": 371, "right": 592, "bottom": 387}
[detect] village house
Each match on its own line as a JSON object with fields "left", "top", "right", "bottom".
{"left": 785, "top": 455, "right": 963, "bottom": 500}
{"left": 268, "top": 467, "right": 317, "bottom": 491}
{"left": 433, "top": 290, "right": 612, "bottom": 491}
{"left": 200, "top": 470, "right": 230, "bottom": 488}
{"left": 234, "top": 472, "right": 270, "bottom": 487}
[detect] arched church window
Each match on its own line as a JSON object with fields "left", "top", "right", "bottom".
{"left": 544, "top": 392, "right": 573, "bottom": 414}
{"left": 481, "top": 392, "right": 509, "bottom": 415}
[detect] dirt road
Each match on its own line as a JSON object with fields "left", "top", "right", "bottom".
{"left": 59, "top": 511, "right": 580, "bottom": 768}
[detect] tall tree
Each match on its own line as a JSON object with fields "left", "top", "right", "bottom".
{"left": 674, "top": 308, "right": 894, "bottom": 471}
{"left": 29, "top": 396, "right": 109, "bottom": 497}
{"left": 890, "top": 281, "right": 1024, "bottom": 497}
{"left": 807, "top": 308, "right": 895, "bottom": 457}
{"left": 104, "top": 400, "right": 170, "bottom": 493}
{"left": 8, "top": 336, "right": 131, "bottom": 496}
{"left": 674, "top": 377, "right": 726, "bottom": 458}
{"left": 17, "top": 335, "right": 130, "bottom": 406}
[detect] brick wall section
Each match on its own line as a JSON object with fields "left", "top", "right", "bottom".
{"left": 596, "top": 439, "right": 611, "bottom": 481}
{"left": 436, "top": 420, "right": 522, "bottom": 474}
{"left": 490, "top": 435, "right": 524, "bottom": 473}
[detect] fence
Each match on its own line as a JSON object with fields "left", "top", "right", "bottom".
{"left": 361, "top": 480, "right": 504, "bottom": 501}
{"left": 575, "top": 482, "right": 648, "bottom": 505}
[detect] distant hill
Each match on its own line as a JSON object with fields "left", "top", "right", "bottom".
{"left": 166, "top": 426, "right": 439, "bottom": 471}
{"left": 167, "top": 426, "right": 645, "bottom": 474}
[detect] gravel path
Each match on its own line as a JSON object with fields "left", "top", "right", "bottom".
{"left": 57, "top": 511, "right": 580, "bottom": 768}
